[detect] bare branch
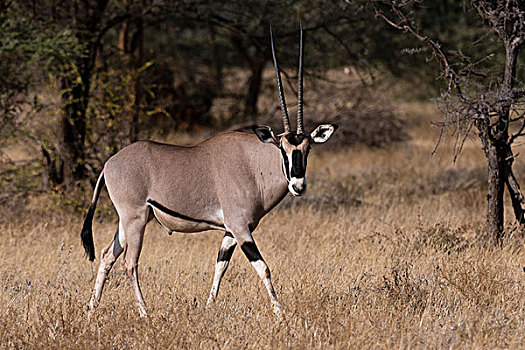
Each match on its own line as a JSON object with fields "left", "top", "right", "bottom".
{"left": 372, "top": 2, "right": 466, "bottom": 101}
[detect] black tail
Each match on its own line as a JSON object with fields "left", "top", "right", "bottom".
{"left": 81, "top": 171, "right": 105, "bottom": 261}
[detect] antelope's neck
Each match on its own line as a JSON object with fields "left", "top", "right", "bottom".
{"left": 255, "top": 142, "right": 289, "bottom": 212}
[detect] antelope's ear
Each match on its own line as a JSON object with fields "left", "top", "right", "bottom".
{"left": 253, "top": 126, "right": 279, "bottom": 146}
{"left": 310, "top": 124, "right": 338, "bottom": 143}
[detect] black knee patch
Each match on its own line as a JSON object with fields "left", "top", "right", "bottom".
{"left": 217, "top": 233, "right": 236, "bottom": 262}
{"left": 112, "top": 229, "right": 123, "bottom": 258}
{"left": 240, "top": 241, "right": 263, "bottom": 262}
{"left": 217, "top": 245, "right": 236, "bottom": 262}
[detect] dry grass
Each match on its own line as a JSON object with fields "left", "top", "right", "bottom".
{"left": 4, "top": 101, "right": 525, "bottom": 349}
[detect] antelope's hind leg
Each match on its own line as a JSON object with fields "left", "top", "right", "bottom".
{"left": 121, "top": 210, "right": 150, "bottom": 317}
{"left": 89, "top": 223, "right": 125, "bottom": 313}
{"left": 206, "top": 232, "right": 237, "bottom": 307}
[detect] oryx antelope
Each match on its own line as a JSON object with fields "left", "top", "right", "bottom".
{"left": 81, "top": 24, "right": 337, "bottom": 317}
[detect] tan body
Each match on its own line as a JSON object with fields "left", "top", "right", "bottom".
{"left": 105, "top": 132, "right": 288, "bottom": 234}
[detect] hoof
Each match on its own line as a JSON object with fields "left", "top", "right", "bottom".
{"left": 272, "top": 302, "right": 283, "bottom": 317}
{"left": 138, "top": 305, "right": 148, "bottom": 318}
{"left": 205, "top": 296, "right": 215, "bottom": 310}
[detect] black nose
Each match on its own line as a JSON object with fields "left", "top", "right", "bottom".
{"left": 292, "top": 184, "right": 306, "bottom": 195}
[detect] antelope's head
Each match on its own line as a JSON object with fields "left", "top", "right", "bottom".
{"left": 253, "top": 23, "right": 337, "bottom": 197}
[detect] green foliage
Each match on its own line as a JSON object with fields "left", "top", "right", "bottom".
{"left": 85, "top": 59, "right": 169, "bottom": 171}
{"left": 0, "top": 5, "right": 34, "bottom": 140}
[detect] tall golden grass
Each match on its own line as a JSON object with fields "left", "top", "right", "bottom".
{"left": 3, "top": 102, "right": 525, "bottom": 349}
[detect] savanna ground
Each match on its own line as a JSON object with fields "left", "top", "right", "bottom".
{"left": 3, "top": 98, "right": 525, "bottom": 349}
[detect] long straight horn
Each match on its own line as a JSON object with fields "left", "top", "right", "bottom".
{"left": 297, "top": 21, "right": 304, "bottom": 134}
{"left": 270, "top": 23, "right": 291, "bottom": 133}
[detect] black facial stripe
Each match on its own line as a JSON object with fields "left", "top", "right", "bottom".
{"left": 112, "top": 229, "right": 123, "bottom": 258}
{"left": 304, "top": 147, "right": 309, "bottom": 172}
{"left": 147, "top": 199, "right": 225, "bottom": 229}
{"left": 280, "top": 147, "right": 290, "bottom": 180}
{"left": 291, "top": 150, "right": 305, "bottom": 178}
{"left": 240, "top": 241, "right": 263, "bottom": 262}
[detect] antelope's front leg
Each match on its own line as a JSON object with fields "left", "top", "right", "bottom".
{"left": 234, "top": 230, "right": 282, "bottom": 316}
{"left": 207, "top": 232, "right": 237, "bottom": 307}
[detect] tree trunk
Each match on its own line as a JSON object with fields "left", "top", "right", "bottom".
{"left": 230, "top": 35, "right": 266, "bottom": 123}
{"left": 484, "top": 139, "right": 506, "bottom": 242}
{"left": 208, "top": 24, "right": 223, "bottom": 94}
{"left": 477, "top": 37, "right": 522, "bottom": 242}
{"left": 130, "top": 17, "right": 143, "bottom": 142}
{"left": 500, "top": 41, "right": 524, "bottom": 226}
{"left": 56, "top": 0, "right": 109, "bottom": 188}
{"left": 477, "top": 116, "right": 507, "bottom": 242}
{"left": 119, "top": 14, "right": 143, "bottom": 142}
{"left": 58, "top": 67, "right": 91, "bottom": 188}
{"left": 243, "top": 60, "right": 265, "bottom": 122}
